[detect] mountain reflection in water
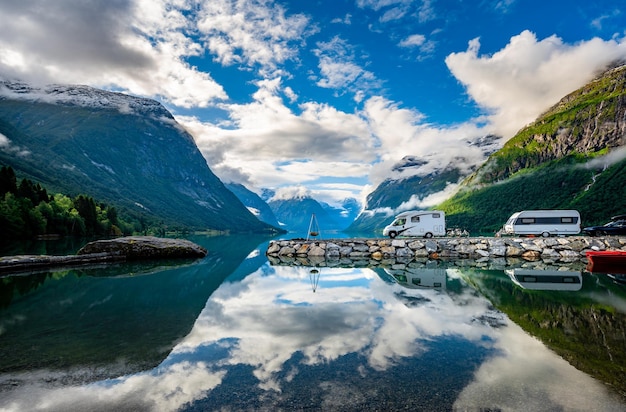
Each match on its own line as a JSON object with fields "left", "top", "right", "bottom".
{"left": 0, "top": 236, "right": 624, "bottom": 411}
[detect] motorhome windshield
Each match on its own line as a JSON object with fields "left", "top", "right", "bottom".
{"left": 393, "top": 218, "right": 406, "bottom": 226}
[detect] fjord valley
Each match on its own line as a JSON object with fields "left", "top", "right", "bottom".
{"left": 2, "top": 65, "right": 626, "bottom": 239}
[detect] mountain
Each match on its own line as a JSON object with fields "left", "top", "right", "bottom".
{"left": 347, "top": 166, "right": 464, "bottom": 233}
{"left": 0, "top": 81, "right": 278, "bottom": 233}
{"left": 347, "top": 137, "right": 500, "bottom": 234}
{"left": 268, "top": 197, "right": 330, "bottom": 233}
{"left": 438, "top": 64, "right": 626, "bottom": 233}
{"left": 268, "top": 195, "right": 359, "bottom": 234}
{"left": 225, "top": 182, "right": 280, "bottom": 227}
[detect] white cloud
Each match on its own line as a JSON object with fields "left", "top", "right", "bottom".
{"left": 0, "top": 0, "right": 227, "bottom": 107}
{"left": 398, "top": 34, "right": 426, "bottom": 48}
{"left": 331, "top": 13, "right": 352, "bottom": 25}
{"left": 178, "top": 77, "right": 375, "bottom": 193}
{"left": 580, "top": 145, "right": 626, "bottom": 170}
{"left": 398, "top": 34, "right": 436, "bottom": 60}
{"left": 361, "top": 96, "right": 487, "bottom": 186}
{"left": 0, "top": 131, "right": 31, "bottom": 157}
{"left": 313, "top": 36, "right": 381, "bottom": 93}
{"left": 270, "top": 185, "right": 312, "bottom": 201}
{"left": 395, "top": 183, "right": 461, "bottom": 212}
{"left": 445, "top": 30, "right": 626, "bottom": 138}
{"left": 196, "top": 0, "right": 313, "bottom": 76}
{"left": 591, "top": 9, "right": 621, "bottom": 31}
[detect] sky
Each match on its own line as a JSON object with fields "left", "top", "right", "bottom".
{"left": 0, "top": 0, "right": 625, "bottom": 208}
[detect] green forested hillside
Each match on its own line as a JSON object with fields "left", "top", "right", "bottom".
{"left": 440, "top": 156, "right": 626, "bottom": 233}
{"left": 439, "top": 65, "right": 626, "bottom": 233}
{"left": 0, "top": 165, "right": 154, "bottom": 240}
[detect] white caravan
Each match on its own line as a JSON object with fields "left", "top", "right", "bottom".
{"left": 503, "top": 209, "right": 580, "bottom": 237}
{"left": 383, "top": 210, "right": 446, "bottom": 239}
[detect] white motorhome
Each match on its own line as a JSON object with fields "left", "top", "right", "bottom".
{"left": 503, "top": 210, "right": 580, "bottom": 237}
{"left": 383, "top": 210, "right": 446, "bottom": 239}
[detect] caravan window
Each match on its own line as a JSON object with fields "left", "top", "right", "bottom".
{"left": 411, "top": 216, "right": 420, "bottom": 223}
{"left": 517, "top": 216, "right": 579, "bottom": 225}
{"left": 432, "top": 213, "right": 441, "bottom": 218}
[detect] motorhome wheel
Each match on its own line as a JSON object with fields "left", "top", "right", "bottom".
{"left": 424, "top": 232, "right": 433, "bottom": 238}
{"left": 388, "top": 231, "right": 397, "bottom": 239}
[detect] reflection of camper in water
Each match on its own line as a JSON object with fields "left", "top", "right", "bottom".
{"left": 505, "top": 268, "right": 582, "bottom": 291}
{"left": 385, "top": 266, "right": 447, "bottom": 290}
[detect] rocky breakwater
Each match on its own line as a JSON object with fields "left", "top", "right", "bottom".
{"left": 0, "top": 236, "right": 207, "bottom": 275}
{"left": 266, "top": 236, "right": 626, "bottom": 265}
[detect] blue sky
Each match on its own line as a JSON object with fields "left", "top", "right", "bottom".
{"left": 0, "top": 0, "right": 625, "bottom": 208}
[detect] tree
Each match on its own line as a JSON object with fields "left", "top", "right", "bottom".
{"left": 0, "top": 166, "right": 17, "bottom": 197}
{"left": 74, "top": 195, "right": 99, "bottom": 236}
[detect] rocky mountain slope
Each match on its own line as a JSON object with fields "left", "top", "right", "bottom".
{"left": 347, "top": 135, "right": 500, "bottom": 234}
{"left": 439, "top": 64, "right": 626, "bottom": 233}
{"left": 225, "top": 182, "right": 280, "bottom": 228}
{"left": 0, "top": 81, "right": 277, "bottom": 233}
{"left": 346, "top": 165, "right": 465, "bottom": 233}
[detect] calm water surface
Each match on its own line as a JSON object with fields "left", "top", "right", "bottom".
{"left": 0, "top": 235, "right": 625, "bottom": 411}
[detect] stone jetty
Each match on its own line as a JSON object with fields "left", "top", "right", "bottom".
{"left": 267, "top": 236, "right": 626, "bottom": 265}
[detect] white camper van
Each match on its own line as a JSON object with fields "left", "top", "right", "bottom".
{"left": 503, "top": 210, "right": 580, "bottom": 237}
{"left": 383, "top": 210, "right": 446, "bottom": 239}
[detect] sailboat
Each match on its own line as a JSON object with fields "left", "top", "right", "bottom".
{"left": 306, "top": 213, "right": 321, "bottom": 241}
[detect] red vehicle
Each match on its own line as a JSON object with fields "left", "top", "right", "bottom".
{"left": 586, "top": 250, "right": 626, "bottom": 274}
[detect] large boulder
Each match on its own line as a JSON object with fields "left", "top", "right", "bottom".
{"left": 77, "top": 236, "right": 207, "bottom": 259}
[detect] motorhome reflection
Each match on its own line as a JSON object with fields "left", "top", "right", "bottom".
{"left": 505, "top": 269, "right": 582, "bottom": 291}
{"left": 383, "top": 210, "right": 446, "bottom": 239}
{"left": 503, "top": 210, "right": 581, "bottom": 237}
{"left": 384, "top": 267, "right": 447, "bottom": 289}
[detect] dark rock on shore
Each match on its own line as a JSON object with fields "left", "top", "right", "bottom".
{"left": 77, "top": 236, "right": 207, "bottom": 259}
{"left": 0, "top": 236, "right": 207, "bottom": 275}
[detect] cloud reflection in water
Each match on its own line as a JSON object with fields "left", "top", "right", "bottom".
{"left": 0, "top": 264, "right": 623, "bottom": 411}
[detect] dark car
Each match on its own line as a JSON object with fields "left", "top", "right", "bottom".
{"left": 583, "top": 216, "right": 626, "bottom": 236}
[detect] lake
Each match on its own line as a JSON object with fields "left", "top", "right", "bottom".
{"left": 0, "top": 234, "right": 625, "bottom": 411}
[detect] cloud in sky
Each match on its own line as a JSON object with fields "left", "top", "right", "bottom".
{"left": 196, "top": 0, "right": 313, "bottom": 74}
{"left": 0, "top": 0, "right": 625, "bottom": 206}
{"left": 0, "top": 0, "right": 227, "bottom": 107}
{"left": 446, "top": 30, "right": 626, "bottom": 137}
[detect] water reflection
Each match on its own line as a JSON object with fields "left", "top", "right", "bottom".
{"left": 0, "top": 245, "right": 624, "bottom": 411}
{"left": 505, "top": 268, "right": 583, "bottom": 291}
{"left": 0, "top": 235, "right": 270, "bottom": 381}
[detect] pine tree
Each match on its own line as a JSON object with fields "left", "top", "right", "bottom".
{"left": 0, "top": 166, "right": 17, "bottom": 197}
